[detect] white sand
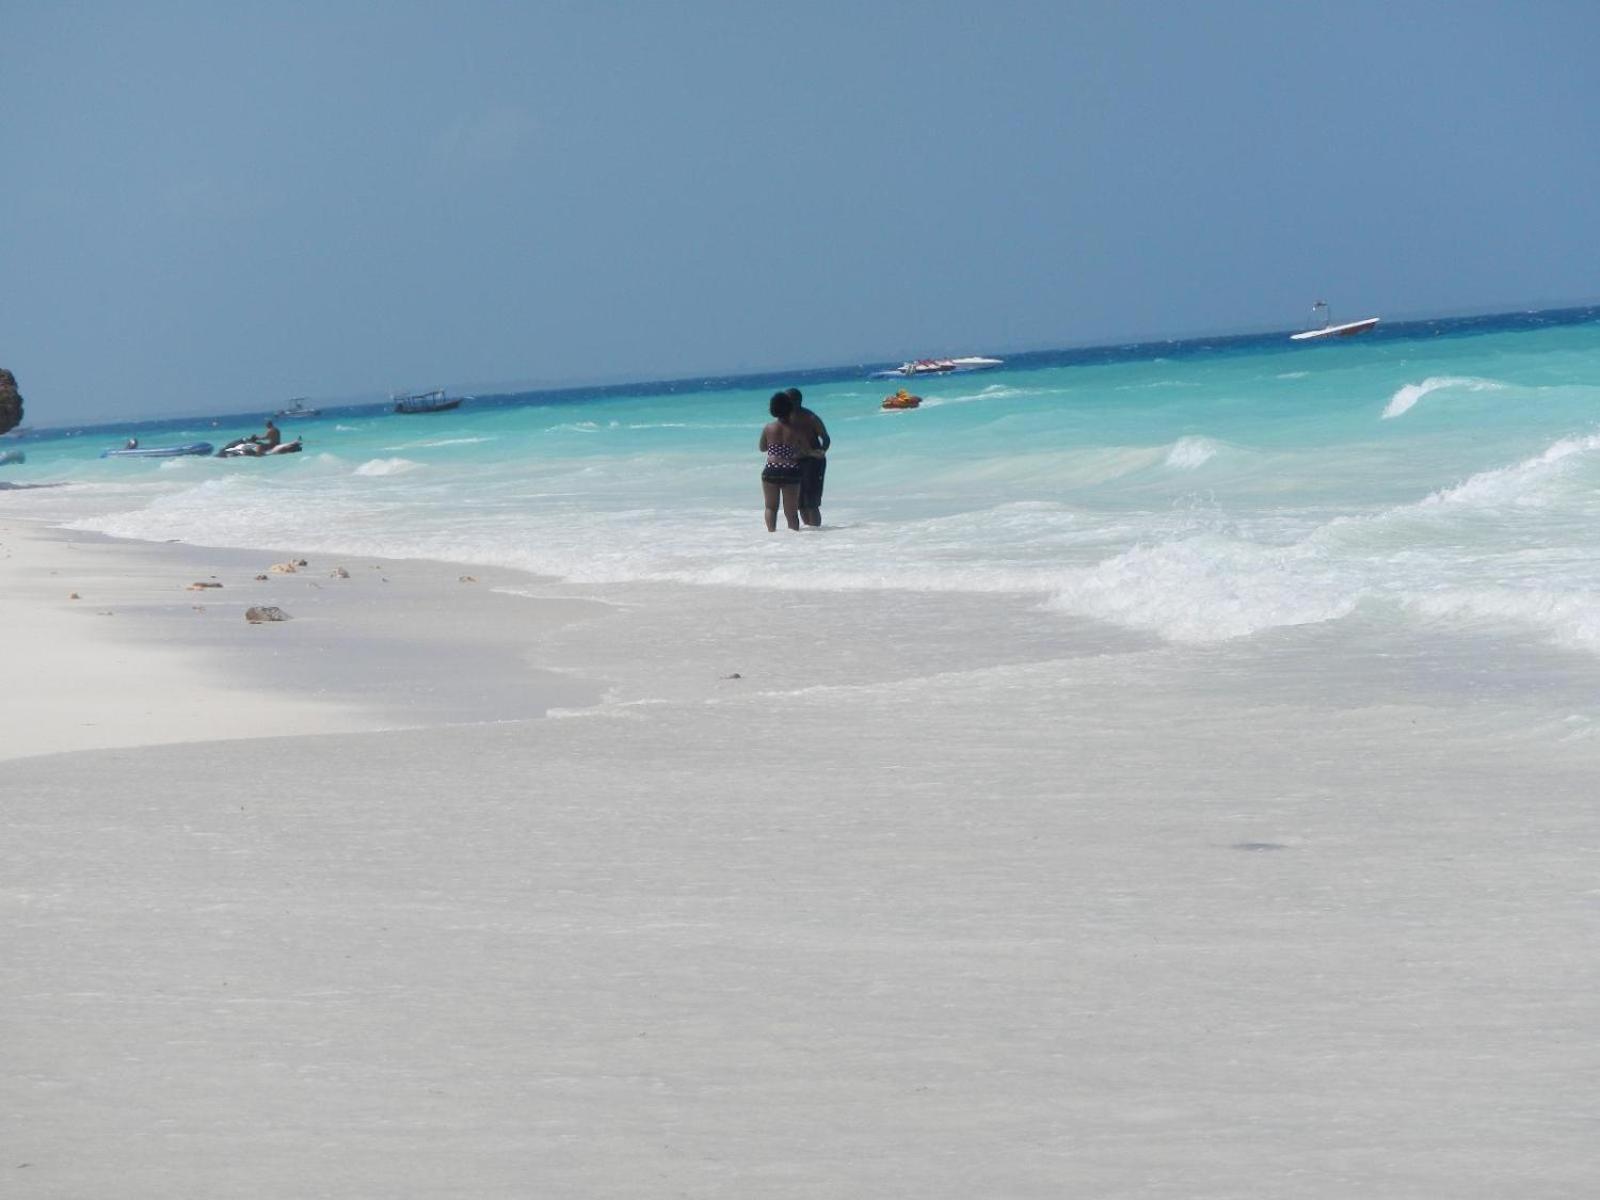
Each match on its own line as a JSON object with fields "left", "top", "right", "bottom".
{"left": 4, "top": 518, "right": 1600, "bottom": 1197}
{"left": 0, "top": 521, "right": 602, "bottom": 761}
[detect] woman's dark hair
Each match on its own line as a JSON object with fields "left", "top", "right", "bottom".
{"left": 769, "top": 391, "right": 793, "bottom": 420}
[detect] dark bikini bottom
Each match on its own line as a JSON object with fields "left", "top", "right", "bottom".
{"left": 762, "top": 466, "right": 802, "bottom": 485}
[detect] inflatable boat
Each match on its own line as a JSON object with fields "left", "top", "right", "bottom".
{"left": 101, "top": 442, "right": 214, "bottom": 458}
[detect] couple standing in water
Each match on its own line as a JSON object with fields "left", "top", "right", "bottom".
{"left": 759, "top": 387, "right": 830, "bottom": 532}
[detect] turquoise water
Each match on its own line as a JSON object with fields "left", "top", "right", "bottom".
{"left": 8, "top": 306, "right": 1600, "bottom": 655}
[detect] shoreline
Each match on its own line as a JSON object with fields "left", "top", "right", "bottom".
{"left": 0, "top": 517, "right": 608, "bottom": 763}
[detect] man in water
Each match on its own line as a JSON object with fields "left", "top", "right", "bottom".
{"left": 784, "top": 387, "right": 830, "bottom": 527}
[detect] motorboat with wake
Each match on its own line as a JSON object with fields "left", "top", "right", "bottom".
{"left": 881, "top": 388, "right": 922, "bottom": 410}
{"left": 871, "top": 356, "right": 1003, "bottom": 379}
{"left": 1289, "top": 301, "right": 1379, "bottom": 341}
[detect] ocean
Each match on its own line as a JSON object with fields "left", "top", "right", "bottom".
{"left": 8, "top": 305, "right": 1600, "bottom": 717}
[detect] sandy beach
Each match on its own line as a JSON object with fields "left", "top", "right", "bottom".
{"left": 6, "top": 515, "right": 1600, "bottom": 1197}
{"left": 0, "top": 520, "right": 604, "bottom": 761}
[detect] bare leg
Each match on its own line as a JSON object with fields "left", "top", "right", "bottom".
{"left": 762, "top": 479, "right": 780, "bottom": 532}
{"left": 781, "top": 484, "right": 801, "bottom": 531}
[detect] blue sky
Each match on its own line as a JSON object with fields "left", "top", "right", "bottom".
{"left": 4, "top": 1, "right": 1597, "bottom": 422}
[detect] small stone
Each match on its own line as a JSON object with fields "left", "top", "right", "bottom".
{"left": 723, "top": 672, "right": 742, "bottom": 680}
{"left": 68, "top": 592, "right": 80, "bottom": 600}
{"left": 458, "top": 575, "right": 477, "bottom": 583}
{"left": 254, "top": 574, "right": 268, "bottom": 581}
{"left": 269, "top": 562, "right": 297, "bottom": 574}
{"left": 244, "top": 606, "right": 290, "bottom": 623}
{"left": 330, "top": 567, "right": 350, "bottom": 579}
{"left": 295, "top": 559, "right": 308, "bottom": 567}
{"left": 187, "top": 581, "right": 222, "bottom": 590}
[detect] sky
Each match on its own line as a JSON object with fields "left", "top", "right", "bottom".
{"left": 3, "top": 0, "right": 1598, "bottom": 423}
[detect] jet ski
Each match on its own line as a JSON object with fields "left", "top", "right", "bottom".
{"left": 217, "top": 436, "right": 303, "bottom": 457}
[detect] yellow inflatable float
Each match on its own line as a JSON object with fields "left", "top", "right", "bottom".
{"left": 881, "top": 388, "right": 922, "bottom": 410}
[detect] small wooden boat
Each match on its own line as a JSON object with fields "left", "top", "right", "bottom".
{"left": 393, "top": 389, "right": 463, "bottom": 414}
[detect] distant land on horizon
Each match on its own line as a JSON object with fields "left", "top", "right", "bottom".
{"left": 20, "top": 296, "right": 1600, "bottom": 436}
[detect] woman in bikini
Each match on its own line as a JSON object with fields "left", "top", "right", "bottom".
{"left": 759, "top": 391, "right": 817, "bottom": 532}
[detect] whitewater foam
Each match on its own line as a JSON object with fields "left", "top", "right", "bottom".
{"left": 1044, "top": 536, "right": 1360, "bottom": 643}
{"left": 1164, "top": 436, "right": 1221, "bottom": 470}
{"left": 355, "top": 457, "right": 423, "bottom": 476}
{"left": 1419, "top": 433, "right": 1600, "bottom": 508}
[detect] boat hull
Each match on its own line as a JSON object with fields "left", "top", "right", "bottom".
{"left": 1290, "top": 317, "right": 1380, "bottom": 341}
{"left": 394, "top": 399, "right": 461, "bottom": 414}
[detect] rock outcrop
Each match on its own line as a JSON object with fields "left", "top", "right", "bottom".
{"left": 0, "top": 368, "right": 23, "bottom": 436}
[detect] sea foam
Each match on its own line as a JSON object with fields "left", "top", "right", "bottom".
{"left": 354, "top": 457, "right": 423, "bottom": 476}
{"left": 1164, "top": 436, "right": 1220, "bottom": 469}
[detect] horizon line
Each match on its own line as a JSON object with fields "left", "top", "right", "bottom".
{"left": 17, "top": 296, "right": 1600, "bottom": 435}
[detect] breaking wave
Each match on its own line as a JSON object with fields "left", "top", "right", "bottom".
{"left": 1382, "top": 376, "right": 1505, "bottom": 419}
{"left": 1418, "top": 433, "right": 1600, "bottom": 508}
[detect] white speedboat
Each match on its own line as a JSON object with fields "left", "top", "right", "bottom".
{"left": 274, "top": 399, "right": 321, "bottom": 418}
{"left": 872, "top": 356, "right": 1004, "bottom": 378}
{"left": 1289, "top": 302, "right": 1379, "bottom": 341}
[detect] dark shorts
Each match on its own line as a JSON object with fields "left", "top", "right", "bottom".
{"left": 762, "top": 466, "right": 802, "bottom": 486}
{"left": 798, "top": 456, "right": 826, "bottom": 509}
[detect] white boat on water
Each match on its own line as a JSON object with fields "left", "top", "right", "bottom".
{"left": 872, "top": 356, "right": 1004, "bottom": 378}
{"left": 274, "top": 398, "right": 321, "bottom": 418}
{"left": 1289, "top": 301, "right": 1379, "bottom": 341}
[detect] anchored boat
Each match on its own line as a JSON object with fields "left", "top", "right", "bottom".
{"left": 1289, "top": 301, "right": 1380, "bottom": 342}
{"left": 392, "top": 389, "right": 463, "bottom": 414}
{"left": 101, "top": 442, "right": 214, "bottom": 458}
{"left": 872, "top": 356, "right": 1003, "bottom": 379}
